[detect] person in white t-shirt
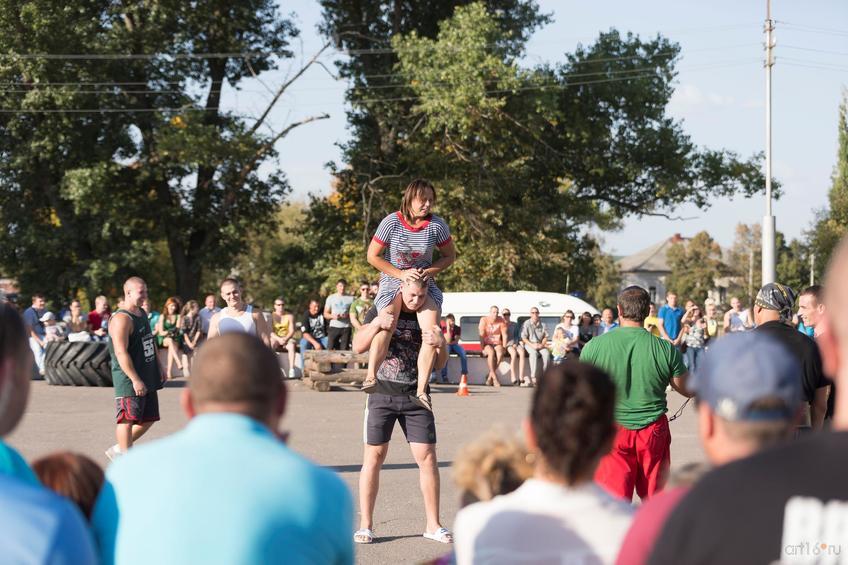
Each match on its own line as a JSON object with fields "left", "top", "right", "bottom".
{"left": 454, "top": 362, "right": 633, "bottom": 565}
{"left": 554, "top": 310, "right": 580, "bottom": 357}
{"left": 723, "top": 296, "right": 753, "bottom": 333}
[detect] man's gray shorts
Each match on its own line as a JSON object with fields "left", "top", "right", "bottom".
{"left": 363, "top": 393, "right": 436, "bottom": 445}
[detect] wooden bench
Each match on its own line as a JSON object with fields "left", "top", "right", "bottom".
{"left": 302, "top": 350, "right": 368, "bottom": 392}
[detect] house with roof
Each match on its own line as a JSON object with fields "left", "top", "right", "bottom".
{"left": 616, "top": 234, "right": 731, "bottom": 304}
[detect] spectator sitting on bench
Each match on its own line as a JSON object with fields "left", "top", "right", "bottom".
{"left": 432, "top": 314, "right": 468, "bottom": 385}
{"left": 88, "top": 296, "right": 111, "bottom": 341}
{"left": 41, "top": 312, "right": 64, "bottom": 344}
{"left": 271, "top": 297, "right": 297, "bottom": 379}
{"left": 155, "top": 297, "right": 183, "bottom": 380}
{"left": 503, "top": 308, "right": 525, "bottom": 386}
{"left": 65, "top": 300, "right": 92, "bottom": 342}
{"left": 298, "top": 300, "right": 328, "bottom": 374}
{"left": 479, "top": 306, "right": 508, "bottom": 387}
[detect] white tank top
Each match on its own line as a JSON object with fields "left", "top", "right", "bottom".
{"left": 217, "top": 305, "right": 256, "bottom": 336}
{"left": 728, "top": 309, "right": 750, "bottom": 332}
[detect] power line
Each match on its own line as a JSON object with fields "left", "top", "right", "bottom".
{"left": 0, "top": 45, "right": 762, "bottom": 92}
{"left": 0, "top": 40, "right": 760, "bottom": 63}
{"left": 0, "top": 60, "right": 760, "bottom": 113}
{"left": 777, "top": 21, "right": 848, "bottom": 38}
{"left": 781, "top": 61, "right": 848, "bottom": 73}
{"left": 781, "top": 45, "right": 848, "bottom": 57}
{"left": 0, "top": 52, "right": 273, "bottom": 60}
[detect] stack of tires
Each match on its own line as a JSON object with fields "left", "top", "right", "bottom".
{"left": 44, "top": 341, "right": 113, "bottom": 387}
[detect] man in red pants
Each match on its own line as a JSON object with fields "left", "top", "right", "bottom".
{"left": 580, "top": 286, "right": 691, "bottom": 502}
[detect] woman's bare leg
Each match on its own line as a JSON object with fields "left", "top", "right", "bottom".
{"left": 286, "top": 340, "right": 296, "bottom": 374}
{"left": 364, "top": 292, "right": 402, "bottom": 390}
{"left": 163, "top": 338, "right": 175, "bottom": 377}
{"left": 415, "top": 296, "right": 440, "bottom": 398}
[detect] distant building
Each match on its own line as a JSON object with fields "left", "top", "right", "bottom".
{"left": 617, "top": 234, "right": 731, "bottom": 304}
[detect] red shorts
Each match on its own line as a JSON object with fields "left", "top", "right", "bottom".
{"left": 594, "top": 414, "right": 670, "bottom": 502}
{"left": 115, "top": 391, "right": 160, "bottom": 424}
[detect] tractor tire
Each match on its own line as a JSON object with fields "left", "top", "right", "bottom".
{"left": 44, "top": 341, "right": 113, "bottom": 387}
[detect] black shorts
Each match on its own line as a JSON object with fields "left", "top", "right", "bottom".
{"left": 364, "top": 393, "right": 436, "bottom": 445}
{"left": 115, "top": 391, "right": 160, "bottom": 424}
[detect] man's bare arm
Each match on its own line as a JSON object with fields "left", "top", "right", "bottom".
{"left": 657, "top": 317, "right": 671, "bottom": 341}
{"left": 283, "top": 314, "right": 295, "bottom": 341}
{"left": 670, "top": 372, "right": 694, "bottom": 398}
{"left": 811, "top": 386, "right": 829, "bottom": 430}
{"left": 207, "top": 313, "right": 221, "bottom": 339}
{"left": 108, "top": 314, "right": 147, "bottom": 395}
{"left": 254, "top": 312, "right": 271, "bottom": 347}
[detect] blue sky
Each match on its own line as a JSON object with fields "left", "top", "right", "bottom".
{"left": 227, "top": 0, "right": 848, "bottom": 256}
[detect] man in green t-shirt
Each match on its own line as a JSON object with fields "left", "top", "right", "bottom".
{"left": 580, "top": 286, "right": 690, "bottom": 502}
{"left": 349, "top": 281, "right": 374, "bottom": 335}
{"left": 106, "top": 277, "right": 166, "bottom": 461}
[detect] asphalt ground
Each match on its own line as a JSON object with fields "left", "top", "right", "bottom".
{"left": 9, "top": 379, "right": 704, "bottom": 565}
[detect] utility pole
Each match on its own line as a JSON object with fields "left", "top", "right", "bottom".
{"left": 810, "top": 253, "right": 816, "bottom": 286}
{"left": 748, "top": 247, "right": 754, "bottom": 301}
{"left": 762, "top": 0, "right": 777, "bottom": 284}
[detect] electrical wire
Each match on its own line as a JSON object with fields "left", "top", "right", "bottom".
{"left": 0, "top": 60, "right": 761, "bottom": 113}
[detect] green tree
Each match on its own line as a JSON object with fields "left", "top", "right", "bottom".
{"left": 728, "top": 223, "right": 813, "bottom": 300}
{"left": 314, "top": 2, "right": 768, "bottom": 294}
{"left": 586, "top": 246, "right": 622, "bottom": 309}
{"left": 0, "top": 1, "right": 326, "bottom": 301}
{"left": 811, "top": 90, "right": 848, "bottom": 273}
{"left": 666, "top": 231, "right": 725, "bottom": 302}
{"left": 776, "top": 235, "right": 811, "bottom": 292}
{"left": 727, "top": 223, "right": 761, "bottom": 302}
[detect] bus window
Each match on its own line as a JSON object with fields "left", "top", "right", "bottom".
{"left": 459, "top": 316, "right": 481, "bottom": 343}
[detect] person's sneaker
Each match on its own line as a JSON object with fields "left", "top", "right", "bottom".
{"left": 361, "top": 376, "right": 378, "bottom": 394}
{"left": 104, "top": 444, "right": 122, "bottom": 462}
{"left": 288, "top": 368, "right": 297, "bottom": 379}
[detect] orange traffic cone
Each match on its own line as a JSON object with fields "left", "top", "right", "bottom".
{"left": 456, "top": 374, "right": 471, "bottom": 396}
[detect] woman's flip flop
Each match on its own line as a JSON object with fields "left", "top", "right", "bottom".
{"left": 353, "top": 528, "right": 374, "bottom": 544}
{"left": 423, "top": 527, "right": 453, "bottom": 544}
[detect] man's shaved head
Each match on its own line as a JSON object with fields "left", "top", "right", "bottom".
{"left": 123, "top": 276, "right": 145, "bottom": 294}
{"left": 190, "top": 334, "right": 285, "bottom": 422}
{"left": 122, "top": 277, "right": 148, "bottom": 309}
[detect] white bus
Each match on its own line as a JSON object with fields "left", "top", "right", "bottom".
{"left": 441, "top": 291, "right": 599, "bottom": 353}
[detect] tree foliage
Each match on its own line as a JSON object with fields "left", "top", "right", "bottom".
{"left": 666, "top": 231, "right": 725, "bottom": 302}
{"left": 726, "top": 222, "right": 813, "bottom": 300}
{"left": 586, "top": 246, "right": 622, "bottom": 310}
{"left": 0, "top": 1, "right": 323, "bottom": 302}
{"left": 313, "top": 2, "right": 768, "bottom": 296}
{"left": 811, "top": 91, "right": 848, "bottom": 274}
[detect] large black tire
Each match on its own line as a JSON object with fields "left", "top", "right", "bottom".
{"left": 44, "top": 341, "right": 113, "bottom": 387}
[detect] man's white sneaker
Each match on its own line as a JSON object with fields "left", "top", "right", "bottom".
{"left": 105, "top": 444, "right": 122, "bottom": 462}
{"left": 288, "top": 368, "right": 296, "bottom": 379}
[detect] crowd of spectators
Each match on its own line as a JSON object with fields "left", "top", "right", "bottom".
{"left": 0, "top": 232, "right": 845, "bottom": 563}
{"left": 7, "top": 278, "right": 801, "bottom": 387}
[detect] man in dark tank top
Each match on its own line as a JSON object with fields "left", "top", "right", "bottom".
{"left": 105, "top": 277, "right": 166, "bottom": 461}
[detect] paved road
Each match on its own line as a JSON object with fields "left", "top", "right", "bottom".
{"left": 9, "top": 379, "right": 704, "bottom": 564}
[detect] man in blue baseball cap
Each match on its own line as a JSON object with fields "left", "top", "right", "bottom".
{"left": 617, "top": 332, "right": 802, "bottom": 565}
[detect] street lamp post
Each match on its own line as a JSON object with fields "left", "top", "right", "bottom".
{"left": 762, "top": 0, "right": 776, "bottom": 285}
